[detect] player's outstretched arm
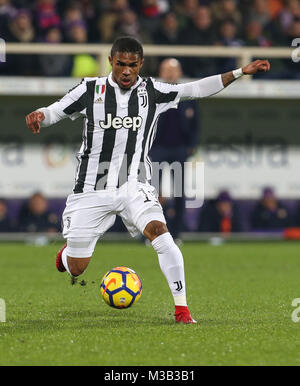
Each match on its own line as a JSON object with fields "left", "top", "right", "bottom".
{"left": 25, "top": 111, "right": 45, "bottom": 135}
{"left": 221, "top": 59, "right": 271, "bottom": 87}
{"left": 25, "top": 78, "right": 88, "bottom": 134}
{"left": 176, "top": 59, "right": 271, "bottom": 101}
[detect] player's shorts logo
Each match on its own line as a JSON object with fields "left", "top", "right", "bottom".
{"left": 66, "top": 217, "right": 71, "bottom": 229}
{"left": 100, "top": 114, "right": 143, "bottom": 131}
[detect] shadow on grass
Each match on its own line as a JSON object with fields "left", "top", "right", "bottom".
{"left": 1, "top": 311, "right": 176, "bottom": 333}
{"left": 1, "top": 313, "right": 265, "bottom": 335}
{"left": 196, "top": 317, "right": 267, "bottom": 327}
{"left": 62, "top": 311, "right": 176, "bottom": 327}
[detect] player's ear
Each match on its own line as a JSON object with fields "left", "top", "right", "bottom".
{"left": 108, "top": 56, "right": 113, "bottom": 66}
{"left": 140, "top": 57, "right": 145, "bottom": 68}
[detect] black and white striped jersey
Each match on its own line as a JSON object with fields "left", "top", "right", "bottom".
{"left": 40, "top": 72, "right": 223, "bottom": 193}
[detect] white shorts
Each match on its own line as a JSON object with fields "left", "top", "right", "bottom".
{"left": 62, "top": 181, "right": 166, "bottom": 258}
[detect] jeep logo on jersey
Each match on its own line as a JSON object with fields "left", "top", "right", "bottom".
{"left": 100, "top": 114, "right": 143, "bottom": 131}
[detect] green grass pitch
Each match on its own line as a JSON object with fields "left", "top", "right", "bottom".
{"left": 0, "top": 241, "right": 300, "bottom": 366}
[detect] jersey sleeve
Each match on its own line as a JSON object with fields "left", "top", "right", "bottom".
{"left": 176, "top": 75, "right": 224, "bottom": 100}
{"left": 152, "top": 75, "right": 224, "bottom": 114}
{"left": 40, "top": 79, "right": 88, "bottom": 127}
{"left": 151, "top": 78, "right": 182, "bottom": 114}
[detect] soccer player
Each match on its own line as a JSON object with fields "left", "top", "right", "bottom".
{"left": 26, "top": 37, "right": 270, "bottom": 324}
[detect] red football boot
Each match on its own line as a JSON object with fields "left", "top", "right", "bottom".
{"left": 174, "top": 306, "right": 197, "bottom": 324}
{"left": 56, "top": 244, "right": 67, "bottom": 272}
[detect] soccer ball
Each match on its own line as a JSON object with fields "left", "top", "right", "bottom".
{"left": 100, "top": 266, "right": 142, "bottom": 309}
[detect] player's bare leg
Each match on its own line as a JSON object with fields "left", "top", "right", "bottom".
{"left": 56, "top": 244, "right": 90, "bottom": 276}
{"left": 144, "top": 220, "right": 196, "bottom": 324}
{"left": 67, "top": 257, "right": 91, "bottom": 276}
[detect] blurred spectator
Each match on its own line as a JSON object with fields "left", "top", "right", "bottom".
{"left": 198, "top": 191, "right": 242, "bottom": 233}
{"left": 68, "top": 22, "right": 99, "bottom": 77}
{"left": 18, "top": 192, "right": 60, "bottom": 233}
{"left": 216, "top": 20, "right": 244, "bottom": 72}
{"left": 268, "top": 0, "right": 284, "bottom": 19}
{"left": 78, "top": 0, "right": 99, "bottom": 41}
{"left": 218, "top": 19, "right": 242, "bottom": 45}
{"left": 179, "top": 6, "right": 218, "bottom": 77}
{"left": 278, "top": 0, "right": 300, "bottom": 33}
{"left": 60, "top": 0, "right": 98, "bottom": 42}
{"left": 5, "top": 8, "right": 35, "bottom": 42}
{"left": 248, "top": 0, "right": 272, "bottom": 27}
{"left": 67, "top": 20, "right": 87, "bottom": 43}
{"left": 97, "top": 0, "right": 130, "bottom": 43}
{"left": 150, "top": 58, "right": 200, "bottom": 240}
{"left": 175, "top": 0, "right": 199, "bottom": 29}
{"left": 0, "top": 0, "right": 17, "bottom": 36}
{"left": 154, "top": 11, "right": 180, "bottom": 45}
{"left": 114, "top": 9, "right": 142, "bottom": 40}
{"left": 0, "top": 199, "right": 14, "bottom": 232}
{"left": 250, "top": 187, "right": 291, "bottom": 231}
{"left": 245, "top": 20, "right": 272, "bottom": 46}
{"left": 3, "top": 9, "right": 37, "bottom": 75}
{"left": 63, "top": 2, "right": 85, "bottom": 39}
{"left": 211, "top": 0, "right": 242, "bottom": 28}
{"left": 39, "top": 27, "right": 72, "bottom": 76}
{"left": 139, "top": 0, "right": 163, "bottom": 35}
{"left": 36, "top": 0, "right": 61, "bottom": 38}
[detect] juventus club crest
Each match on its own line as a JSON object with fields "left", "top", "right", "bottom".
{"left": 138, "top": 83, "right": 148, "bottom": 108}
{"left": 174, "top": 281, "right": 183, "bottom": 291}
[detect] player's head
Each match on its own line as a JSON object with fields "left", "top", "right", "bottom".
{"left": 159, "top": 58, "right": 183, "bottom": 83}
{"left": 109, "top": 36, "right": 144, "bottom": 90}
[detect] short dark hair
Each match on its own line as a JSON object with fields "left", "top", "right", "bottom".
{"left": 111, "top": 36, "right": 144, "bottom": 59}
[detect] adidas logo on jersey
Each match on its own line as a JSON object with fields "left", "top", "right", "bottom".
{"left": 95, "top": 97, "right": 104, "bottom": 104}
{"left": 99, "top": 114, "right": 143, "bottom": 131}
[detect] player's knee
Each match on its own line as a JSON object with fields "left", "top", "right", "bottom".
{"left": 144, "top": 221, "right": 168, "bottom": 242}
{"left": 68, "top": 257, "right": 90, "bottom": 277}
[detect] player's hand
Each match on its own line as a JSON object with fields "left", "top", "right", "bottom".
{"left": 242, "top": 60, "right": 271, "bottom": 75}
{"left": 25, "top": 111, "right": 45, "bottom": 134}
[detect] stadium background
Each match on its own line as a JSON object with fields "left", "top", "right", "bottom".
{"left": 0, "top": 0, "right": 300, "bottom": 240}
